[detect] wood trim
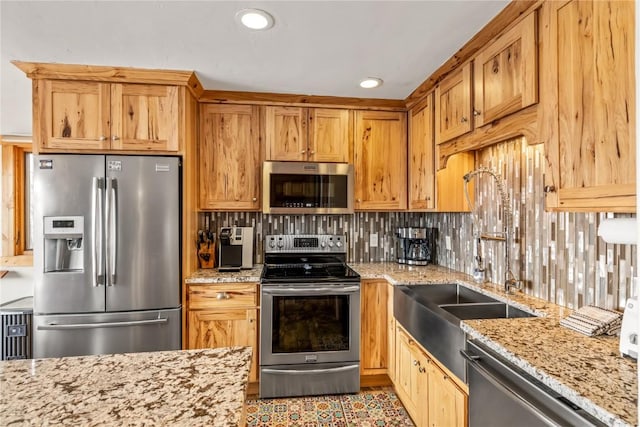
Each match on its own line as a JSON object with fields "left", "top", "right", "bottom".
{"left": 405, "top": 0, "right": 541, "bottom": 109}
{"left": 0, "top": 254, "right": 33, "bottom": 267}
{"left": 199, "top": 90, "right": 407, "bottom": 111}
{"left": 437, "top": 104, "right": 538, "bottom": 169}
{"left": 12, "top": 61, "right": 203, "bottom": 97}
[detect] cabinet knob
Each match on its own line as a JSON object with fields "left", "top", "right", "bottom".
{"left": 413, "top": 360, "right": 420, "bottom": 366}
{"left": 252, "top": 197, "right": 257, "bottom": 202}
{"left": 426, "top": 196, "right": 431, "bottom": 201}
{"left": 356, "top": 199, "right": 361, "bottom": 203}
{"left": 543, "top": 185, "right": 556, "bottom": 193}
{"left": 111, "top": 135, "right": 120, "bottom": 141}
{"left": 460, "top": 117, "right": 468, "bottom": 123}
{"left": 309, "top": 150, "right": 315, "bottom": 155}
{"left": 419, "top": 367, "right": 426, "bottom": 373}
{"left": 473, "top": 109, "right": 481, "bottom": 117}
{"left": 216, "top": 292, "right": 230, "bottom": 300}
{"left": 99, "top": 136, "right": 107, "bottom": 141}
{"left": 301, "top": 150, "right": 306, "bottom": 154}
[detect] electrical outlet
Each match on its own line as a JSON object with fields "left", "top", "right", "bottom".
{"left": 369, "top": 233, "right": 378, "bottom": 248}
{"left": 445, "top": 235, "right": 452, "bottom": 251}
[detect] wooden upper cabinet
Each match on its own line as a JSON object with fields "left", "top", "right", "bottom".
{"left": 38, "top": 80, "right": 179, "bottom": 152}
{"left": 354, "top": 110, "right": 407, "bottom": 210}
{"left": 41, "top": 80, "right": 111, "bottom": 150}
{"left": 409, "top": 95, "right": 435, "bottom": 210}
{"left": 435, "top": 63, "right": 472, "bottom": 144}
{"left": 265, "top": 106, "right": 307, "bottom": 161}
{"left": 540, "top": 0, "right": 635, "bottom": 212}
{"left": 265, "top": 106, "right": 351, "bottom": 162}
{"left": 307, "top": 108, "right": 351, "bottom": 162}
{"left": 473, "top": 11, "right": 537, "bottom": 127}
{"left": 199, "top": 104, "right": 261, "bottom": 210}
{"left": 110, "top": 84, "right": 179, "bottom": 151}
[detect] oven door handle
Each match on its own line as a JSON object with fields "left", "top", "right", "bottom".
{"left": 262, "top": 364, "right": 360, "bottom": 375}
{"left": 262, "top": 286, "right": 360, "bottom": 296}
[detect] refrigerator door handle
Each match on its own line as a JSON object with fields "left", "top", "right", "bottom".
{"left": 91, "top": 177, "right": 105, "bottom": 287}
{"left": 106, "top": 178, "right": 118, "bottom": 286}
{"left": 38, "top": 318, "right": 168, "bottom": 330}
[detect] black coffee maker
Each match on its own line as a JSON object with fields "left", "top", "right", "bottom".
{"left": 395, "top": 227, "right": 437, "bottom": 265}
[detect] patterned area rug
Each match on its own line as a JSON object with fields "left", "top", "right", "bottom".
{"left": 246, "top": 390, "right": 414, "bottom": 426}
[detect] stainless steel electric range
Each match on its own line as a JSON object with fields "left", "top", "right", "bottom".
{"left": 259, "top": 234, "right": 361, "bottom": 399}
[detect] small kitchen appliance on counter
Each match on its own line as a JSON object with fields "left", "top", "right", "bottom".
{"left": 620, "top": 296, "right": 638, "bottom": 359}
{"left": 395, "top": 227, "right": 437, "bottom": 265}
{"left": 218, "top": 226, "right": 254, "bottom": 271}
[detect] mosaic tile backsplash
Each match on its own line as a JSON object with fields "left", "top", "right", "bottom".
{"left": 200, "top": 139, "right": 636, "bottom": 311}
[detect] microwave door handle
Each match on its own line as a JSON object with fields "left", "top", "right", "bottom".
{"left": 91, "top": 177, "right": 104, "bottom": 287}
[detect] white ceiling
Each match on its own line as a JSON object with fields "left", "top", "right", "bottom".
{"left": 0, "top": 0, "right": 508, "bottom": 135}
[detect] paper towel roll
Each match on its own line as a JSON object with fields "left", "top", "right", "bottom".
{"left": 597, "top": 218, "right": 638, "bottom": 244}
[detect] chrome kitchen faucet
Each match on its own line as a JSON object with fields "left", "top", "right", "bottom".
{"left": 463, "top": 166, "right": 521, "bottom": 294}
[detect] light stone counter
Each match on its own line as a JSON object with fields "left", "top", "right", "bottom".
{"left": 0, "top": 347, "right": 252, "bottom": 427}
{"left": 350, "top": 262, "right": 637, "bottom": 427}
{"left": 183, "top": 262, "right": 636, "bottom": 425}
{"left": 185, "top": 265, "right": 263, "bottom": 284}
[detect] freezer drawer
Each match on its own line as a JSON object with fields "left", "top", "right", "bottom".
{"left": 33, "top": 308, "right": 181, "bottom": 358}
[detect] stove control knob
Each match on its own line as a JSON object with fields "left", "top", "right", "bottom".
{"left": 328, "top": 241, "right": 334, "bottom": 247}
{"left": 320, "top": 241, "right": 326, "bottom": 248}
{"left": 336, "top": 241, "right": 342, "bottom": 248}
{"left": 277, "top": 240, "right": 284, "bottom": 248}
{"left": 269, "top": 240, "right": 276, "bottom": 249}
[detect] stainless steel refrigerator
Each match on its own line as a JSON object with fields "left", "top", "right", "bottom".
{"left": 32, "top": 155, "right": 181, "bottom": 358}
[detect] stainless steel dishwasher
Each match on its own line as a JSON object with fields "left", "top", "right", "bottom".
{"left": 462, "top": 340, "right": 607, "bottom": 427}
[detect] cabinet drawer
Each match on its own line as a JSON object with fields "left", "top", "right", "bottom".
{"left": 188, "top": 284, "right": 258, "bottom": 309}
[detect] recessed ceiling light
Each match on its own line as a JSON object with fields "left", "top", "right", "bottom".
{"left": 359, "top": 78, "right": 383, "bottom": 89}
{"left": 236, "top": 9, "right": 274, "bottom": 30}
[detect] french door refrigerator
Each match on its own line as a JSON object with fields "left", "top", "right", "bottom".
{"left": 33, "top": 155, "right": 181, "bottom": 358}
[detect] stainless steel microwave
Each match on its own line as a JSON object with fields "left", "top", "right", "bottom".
{"left": 263, "top": 161, "right": 354, "bottom": 214}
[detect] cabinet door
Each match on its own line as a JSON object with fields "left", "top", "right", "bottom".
{"left": 187, "top": 308, "right": 258, "bottom": 382}
{"left": 387, "top": 283, "right": 396, "bottom": 384}
{"left": 199, "top": 104, "right": 261, "bottom": 210}
{"left": 428, "top": 362, "right": 467, "bottom": 427}
{"left": 435, "top": 151, "right": 475, "bottom": 212}
{"left": 409, "top": 95, "right": 436, "bottom": 210}
{"left": 308, "top": 108, "right": 351, "bottom": 162}
{"left": 473, "top": 12, "right": 537, "bottom": 127}
{"left": 354, "top": 111, "right": 407, "bottom": 210}
{"left": 360, "top": 280, "right": 388, "bottom": 375}
{"left": 541, "top": 0, "right": 635, "bottom": 211}
{"left": 435, "top": 63, "right": 472, "bottom": 144}
{"left": 110, "top": 84, "right": 179, "bottom": 151}
{"left": 265, "top": 106, "right": 307, "bottom": 161}
{"left": 40, "top": 80, "right": 111, "bottom": 150}
{"left": 395, "top": 327, "right": 419, "bottom": 423}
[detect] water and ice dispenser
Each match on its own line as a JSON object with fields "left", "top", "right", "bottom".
{"left": 43, "top": 216, "right": 84, "bottom": 272}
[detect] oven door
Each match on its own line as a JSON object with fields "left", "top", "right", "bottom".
{"left": 260, "top": 283, "right": 360, "bottom": 366}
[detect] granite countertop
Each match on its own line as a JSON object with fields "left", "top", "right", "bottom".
{"left": 185, "top": 265, "right": 263, "bottom": 284}
{"left": 184, "top": 262, "right": 637, "bottom": 426}
{"left": 0, "top": 347, "right": 252, "bottom": 427}
{"left": 349, "top": 262, "right": 637, "bottom": 427}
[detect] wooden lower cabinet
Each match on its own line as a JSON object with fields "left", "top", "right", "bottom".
{"left": 394, "top": 324, "right": 468, "bottom": 427}
{"left": 360, "top": 280, "right": 388, "bottom": 376}
{"left": 186, "top": 283, "right": 259, "bottom": 382}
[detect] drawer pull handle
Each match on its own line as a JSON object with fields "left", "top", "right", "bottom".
{"left": 216, "top": 292, "right": 231, "bottom": 300}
